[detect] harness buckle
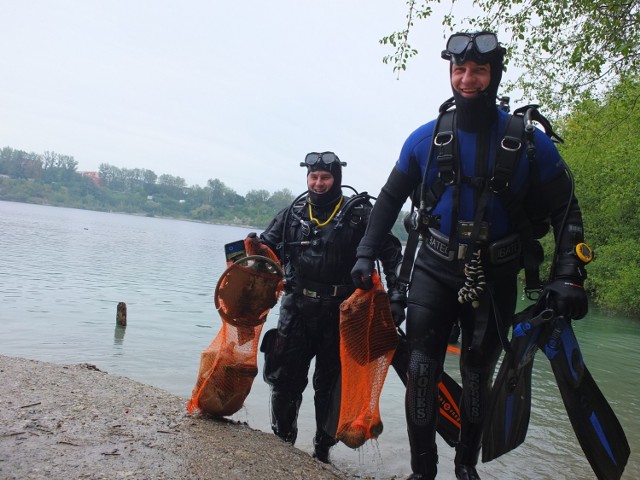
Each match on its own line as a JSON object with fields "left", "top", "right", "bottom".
{"left": 500, "top": 136, "right": 522, "bottom": 152}
{"left": 434, "top": 131, "right": 454, "bottom": 146}
{"left": 489, "top": 176, "right": 509, "bottom": 193}
{"left": 436, "top": 152, "right": 456, "bottom": 185}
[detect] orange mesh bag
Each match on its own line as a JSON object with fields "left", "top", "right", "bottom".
{"left": 336, "top": 271, "right": 398, "bottom": 448}
{"left": 187, "top": 246, "right": 283, "bottom": 416}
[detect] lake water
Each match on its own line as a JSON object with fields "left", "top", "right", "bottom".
{"left": 1, "top": 200, "right": 637, "bottom": 479}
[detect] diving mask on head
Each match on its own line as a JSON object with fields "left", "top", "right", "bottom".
{"left": 300, "top": 152, "right": 347, "bottom": 169}
{"left": 301, "top": 151, "right": 345, "bottom": 207}
{"left": 441, "top": 31, "right": 505, "bottom": 65}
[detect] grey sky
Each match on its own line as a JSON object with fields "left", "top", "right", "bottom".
{"left": 2, "top": 1, "right": 460, "bottom": 196}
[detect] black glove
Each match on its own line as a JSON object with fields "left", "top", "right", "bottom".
{"left": 543, "top": 278, "right": 588, "bottom": 320}
{"left": 351, "top": 257, "right": 375, "bottom": 290}
{"left": 390, "top": 301, "right": 406, "bottom": 327}
{"left": 388, "top": 286, "right": 408, "bottom": 327}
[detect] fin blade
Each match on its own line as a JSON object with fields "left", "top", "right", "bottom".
{"left": 546, "top": 319, "right": 630, "bottom": 480}
{"left": 482, "top": 357, "right": 533, "bottom": 462}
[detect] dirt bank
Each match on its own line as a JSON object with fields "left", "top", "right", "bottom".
{"left": 0, "top": 355, "right": 356, "bottom": 480}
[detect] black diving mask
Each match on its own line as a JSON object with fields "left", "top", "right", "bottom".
{"left": 441, "top": 32, "right": 504, "bottom": 65}
{"left": 300, "top": 152, "right": 347, "bottom": 168}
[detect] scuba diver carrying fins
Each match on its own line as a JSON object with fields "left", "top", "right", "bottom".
{"left": 351, "top": 30, "right": 629, "bottom": 480}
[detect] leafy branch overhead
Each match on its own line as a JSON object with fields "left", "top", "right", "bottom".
{"left": 381, "top": 0, "right": 640, "bottom": 114}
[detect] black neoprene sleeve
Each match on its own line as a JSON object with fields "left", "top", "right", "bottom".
{"left": 537, "top": 170, "right": 587, "bottom": 282}
{"left": 356, "top": 166, "right": 417, "bottom": 259}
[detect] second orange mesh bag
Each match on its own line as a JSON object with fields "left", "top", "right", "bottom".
{"left": 336, "top": 271, "right": 398, "bottom": 448}
{"left": 187, "top": 239, "right": 282, "bottom": 417}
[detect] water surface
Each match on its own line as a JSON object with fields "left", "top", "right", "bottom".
{"left": 1, "top": 201, "right": 637, "bottom": 479}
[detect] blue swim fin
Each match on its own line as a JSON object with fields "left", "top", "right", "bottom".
{"left": 541, "top": 316, "right": 630, "bottom": 480}
{"left": 482, "top": 307, "right": 554, "bottom": 462}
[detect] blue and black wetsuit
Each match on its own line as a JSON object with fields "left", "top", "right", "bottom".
{"left": 356, "top": 107, "right": 584, "bottom": 475}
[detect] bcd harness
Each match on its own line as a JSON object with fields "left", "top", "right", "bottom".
{"left": 399, "top": 97, "right": 564, "bottom": 301}
{"left": 278, "top": 188, "right": 373, "bottom": 299}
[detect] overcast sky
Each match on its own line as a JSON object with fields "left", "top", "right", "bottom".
{"left": 1, "top": 1, "right": 471, "bottom": 197}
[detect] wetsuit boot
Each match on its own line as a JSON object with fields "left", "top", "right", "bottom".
{"left": 454, "top": 426, "right": 482, "bottom": 479}
{"left": 270, "top": 390, "right": 301, "bottom": 444}
{"left": 312, "top": 430, "right": 337, "bottom": 464}
{"left": 454, "top": 442, "right": 481, "bottom": 480}
{"left": 407, "top": 450, "right": 438, "bottom": 479}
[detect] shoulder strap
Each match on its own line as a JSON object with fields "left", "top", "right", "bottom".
{"left": 326, "top": 191, "right": 372, "bottom": 245}
{"left": 278, "top": 191, "right": 311, "bottom": 265}
{"left": 397, "top": 102, "right": 454, "bottom": 287}
{"left": 492, "top": 106, "right": 553, "bottom": 297}
{"left": 421, "top": 107, "right": 457, "bottom": 215}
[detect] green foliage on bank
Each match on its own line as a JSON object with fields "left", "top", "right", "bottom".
{"left": 558, "top": 77, "right": 640, "bottom": 316}
{"left": 0, "top": 151, "right": 295, "bottom": 229}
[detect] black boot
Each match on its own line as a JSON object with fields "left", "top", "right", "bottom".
{"left": 455, "top": 464, "right": 480, "bottom": 480}
{"left": 408, "top": 450, "right": 438, "bottom": 480}
{"left": 312, "top": 444, "right": 331, "bottom": 464}
{"left": 312, "top": 431, "right": 337, "bottom": 464}
{"left": 454, "top": 442, "right": 481, "bottom": 480}
{"left": 270, "top": 390, "right": 301, "bottom": 445}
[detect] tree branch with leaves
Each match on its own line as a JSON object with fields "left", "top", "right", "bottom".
{"left": 380, "top": 0, "right": 640, "bottom": 114}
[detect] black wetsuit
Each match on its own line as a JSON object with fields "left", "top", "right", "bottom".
{"left": 260, "top": 192, "right": 403, "bottom": 451}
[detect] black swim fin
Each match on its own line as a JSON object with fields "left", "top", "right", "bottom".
{"left": 482, "top": 307, "right": 554, "bottom": 462}
{"left": 540, "top": 316, "right": 630, "bottom": 480}
{"left": 392, "top": 328, "right": 462, "bottom": 447}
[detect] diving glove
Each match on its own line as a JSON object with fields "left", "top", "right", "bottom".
{"left": 351, "top": 257, "right": 375, "bottom": 290}
{"left": 389, "top": 300, "right": 406, "bottom": 327}
{"left": 544, "top": 279, "right": 588, "bottom": 320}
{"left": 544, "top": 246, "right": 591, "bottom": 320}
{"left": 388, "top": 287, "right": 407, "bottom": 327}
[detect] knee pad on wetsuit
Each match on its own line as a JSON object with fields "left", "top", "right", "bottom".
{"left": 460, "top": 365, "right": 492, "bottom": 425}
{"left": 406, "top": 350, "right": 440, "bottom": 427}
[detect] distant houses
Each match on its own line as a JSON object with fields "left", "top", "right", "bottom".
{"left": 78, "top": 171, "right": 100, "bottom": 186}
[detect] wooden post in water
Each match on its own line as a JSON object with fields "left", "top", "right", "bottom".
{"left": 116, "top": 302, "right": 127, "bottom": 327}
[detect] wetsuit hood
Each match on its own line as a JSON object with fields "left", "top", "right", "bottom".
{"left": 307, "top": 162, "right": 343, "bottom": 207}
{"left": 442, "top": 31, "right": 505, "bottom": 131}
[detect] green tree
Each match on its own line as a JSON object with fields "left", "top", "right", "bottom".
{"left": 206, "top": 178, "right": 244, "bottom": 208}
{"left": 559, "top": 77, "right": 640, "bottom": 314}
{"left": 381, "top": 0, "right": 640, "bottom": 114}
{"left": 267, "top": 188, "right": 294, "bottom": 211}
{"left": 0, "top": 147, "right": 42, "bottom": 179}
{"left": 245, "top": 189, "right": 271, "bottom": 204}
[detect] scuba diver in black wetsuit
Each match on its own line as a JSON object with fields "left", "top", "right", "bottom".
{"left": 250, "top": 152, "right": 405, "bottom": 464}
{"left": 351, "top": 32, "right": 590, "bottom": 479}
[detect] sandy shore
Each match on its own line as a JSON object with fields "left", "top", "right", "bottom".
{"left": 0, "top": 355, "right": 357, "bottom": 480}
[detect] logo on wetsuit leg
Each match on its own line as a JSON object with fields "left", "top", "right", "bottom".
{"left": 408, "top": 352, "right": 436, "bottom": 426}
{"left": 463, "top": 369, "right": 483, "bottom": 422}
